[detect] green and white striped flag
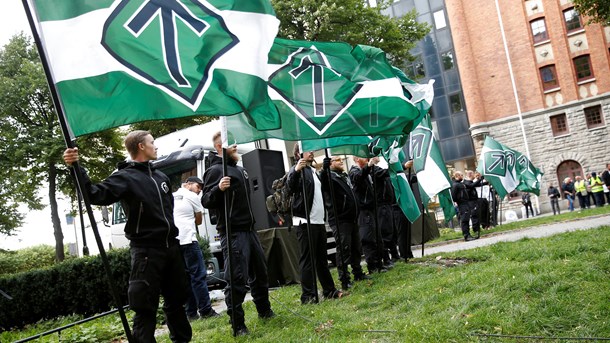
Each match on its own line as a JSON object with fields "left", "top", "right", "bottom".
{"left": 476, "top": 136, "right": 523, "bottom": 199}
{"left": 225, "top": 38, "right": 433, "bottom": 143}
{"left": 28, "top": 0, "right": 280, "bottom": 137}
{"left": 515, "top": 152, "right": 544, "bottom": 196}
{"left": 409, "top": 114, "right": 455, "bottom": 221}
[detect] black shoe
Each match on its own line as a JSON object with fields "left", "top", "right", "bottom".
{"left": 234, "top": 326, "right": 249, "bottom": 336}
{"left": 324, "top": 289, "right": 346, "bottom": 299}
{"left": 200, "top": 309, "right": 220, "bottom": 318}
{"left": 354, "top": 274, "right": 372, "bottom": 281}
{"left": 464, "top": 235, "right": 476, "bottom": 242}
{"left": 187, "top": 314, "right": 199, "bottom": 322}
{"left": 383, "top": 261, "right": 395, "bottom": 269}
{"left": 341, "top": 282, "right": 352, "bottom": 290}
{"left": 258, "top": 309, "right": 275, "bottom": 319}
{"left": 474, "top": 231, "right": 480, "bottom": 239}
{"left": 301, "top": 297, "right": 318, "bottom": 305}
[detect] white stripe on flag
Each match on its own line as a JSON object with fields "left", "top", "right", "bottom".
{"left": 40, "top": 8, "right": 278, "bottom": 83}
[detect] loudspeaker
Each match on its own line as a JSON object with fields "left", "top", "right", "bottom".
{"left": 242, "top": 149, "right": 285, "bottom": 230}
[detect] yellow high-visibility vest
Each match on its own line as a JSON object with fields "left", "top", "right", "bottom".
{"left": 575, "top": 180, "right": 587, "bottom": 193}
{"left": 590, "top": 176, "right": 604, "bottom": 193}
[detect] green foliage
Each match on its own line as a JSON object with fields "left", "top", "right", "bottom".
{"left": 0, "top": 34, "right": 124, "bottom": 260}
{"left": 0, "top": 245, "right": 77, "bottom": 276}
{"left": 271, "top": 0, "right": 430, "bottom": 66}
{"left": 572, "top": 0, "right": 610, "bottom": 25}
{"left": 0, "top": 248, "right": 130, "bottom": 331}
{"left": 130, "top": 116, "right": 216, "bottom": 137}
{"left": 197, "top": 233, "right": 212, "bottom": 262}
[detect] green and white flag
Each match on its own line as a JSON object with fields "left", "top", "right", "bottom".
{"left": 409, "top": 114, "right": 455, "bottom": 221}
{"left": 28, "top": 0, "right": 280, "bottom": 137}
{"left": 225, "top": 38, "right": 433, "bottom": 143}
{"left": 369, "top": 136, "right": 420, "bottom": 223}
{"left": 477, "top": 136, "right": 542, "bottom": 198}
{"left": 516, "top": 152, "right": 544, "bottom": 196}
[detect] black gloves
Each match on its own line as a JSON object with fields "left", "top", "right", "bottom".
{"left": 323, "top": 157, "right": 331, "bottom": 170}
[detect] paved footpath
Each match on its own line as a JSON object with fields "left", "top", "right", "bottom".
{"left": 414, "top": 214, "right": 610, "bottom": 258}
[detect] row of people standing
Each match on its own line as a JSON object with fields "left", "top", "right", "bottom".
{"left": 451, "top": 170, "right": 486, "bottom": 241}
{"left": 561, "top": 168, "right": 609, "bottom": 212}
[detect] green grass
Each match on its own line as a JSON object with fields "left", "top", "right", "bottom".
{"left": 4, "top": 223, "right": 610, "bottom": 342}
{"left": 432, "top": 204, "right": 610, "bottom": 243}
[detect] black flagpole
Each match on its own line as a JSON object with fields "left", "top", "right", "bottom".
{"left": 324, "top": 149, "right": 343, "bottom": 284}
{"left": 420, "top": 194, "right": 426, "bottom": 257}
{"left": 300, "top": 160, "right": 319, "bottom": 303}
{"left": 370, "top": 166, "right": 384, "bottom": 270}
{"left": 21, "top": 1, "right": 132, "bottom": 340}
{"left": 77, "top": 191, "right": 89, "bottom": 256}
{"left": 222, "top": 148, "right": 237, "bottom": 336}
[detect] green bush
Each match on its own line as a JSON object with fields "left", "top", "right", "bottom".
{"left": 0, "top": 248, "right": 130, "bottom": 331}
{"left": 0, "top": 245, "right": 76, "bottom": 276}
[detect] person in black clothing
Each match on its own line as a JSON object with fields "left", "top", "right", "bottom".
{"left": 349, "top": 157, "right": 386, "bottom": 274}
{"left": 369, "top": 157, "right": 398, "bottom": 269}
{"left": 521, "top": 193, "right": 535, "bottom": 218}
{"left": 287, "top": 147, "right": 343, "bottom": 304}
{"left": 548, "top": 184, "right": 561, "bottom": 215}
{"left": 320, "top": 156, "right": 371, "bottom": 291}
{"left": 601, "top": 163, "right": 610, "bottom": 204}
{"left": 396, "top": 160, "right": 415, "bottom": 261}
{"left": 451, "top": 171, "right": 482, "bottom": 241}
{"left": 464, "top": 171, "right": 483, "bottom": 236}
{"left": 63, "top": 131, "right": 191, "bottom": 343}
{"left": 201, "top": 132, "right": 274, "bottom": 336}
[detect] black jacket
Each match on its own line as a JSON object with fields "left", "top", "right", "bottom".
{"left": 320, "top": 167, "right": 358, "bottom": 224}
{"left": 463, "top": 178, "right": 483, "bottom": 201}
{"left": 201, "top": 152, "right": 254, "bottom": 232}
{"left": 371, "top": 165, "right": 395, "bottom": 205}
{"left": 79, "top": 161, "right": 178, "bottom": 248}
{"left": 349, "top": 165, "right": 375, "bottom": 210}
{"left": 286, "top": 164, "right": 319, "bottom": 219}
{"left": 548, "top": 186, "right": 560, "bottom": 199}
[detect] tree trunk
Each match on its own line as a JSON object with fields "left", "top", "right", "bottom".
{"left": 49, "top": 162, "right": 65, "bottom": 262}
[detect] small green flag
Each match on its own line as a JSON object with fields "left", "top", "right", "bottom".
{"left": 29, "top": 0, "right": 280, "bottom": 137}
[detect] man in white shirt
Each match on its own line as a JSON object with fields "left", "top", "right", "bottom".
{"left": 174, "top": 176, "right": 218, "bottom": 320}
{"left": 286, "top": 148, "right": 343, "bottom": 304}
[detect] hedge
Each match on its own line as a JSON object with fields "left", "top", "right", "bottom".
{"left": 0, "top": 248, "right": 130, "bottom": 331}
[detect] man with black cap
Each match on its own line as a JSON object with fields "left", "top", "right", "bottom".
{"left": 174, "top": 176, "right": 218, "bottom": 321}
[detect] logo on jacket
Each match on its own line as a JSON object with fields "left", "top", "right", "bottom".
{"left": 161, "top": 182, "right": 170, "bottom": 193}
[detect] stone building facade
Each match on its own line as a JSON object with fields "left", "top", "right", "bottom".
{"left": 444, "top": 0, "right": 610, "bottom": 215}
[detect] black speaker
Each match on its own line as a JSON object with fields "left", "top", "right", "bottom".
{"left": 242, "top": 149, "right": 285, "bottom": 230}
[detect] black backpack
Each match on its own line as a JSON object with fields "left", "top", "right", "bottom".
{"left": 265, "top": 173, "right": 293, "bottom": 227}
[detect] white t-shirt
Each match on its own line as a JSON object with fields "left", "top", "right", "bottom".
{"left": 293, "top": 167, "right": 325, "bottom": 226}
{"left": 173, "top": 187, "right": 203, "bottom": 245}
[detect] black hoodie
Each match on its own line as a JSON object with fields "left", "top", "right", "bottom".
{"left": 79, "top": 161, "right": 178, "bottom": 248}
{"left": 320, "top": 166, "right": 358, "bottom": 224}
{"left": 201, "top": 151, "right": 254, "bottom": 232}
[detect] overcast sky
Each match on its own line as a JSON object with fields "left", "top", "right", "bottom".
{"left": 1, "top": 0, "right": 31, "bottom": 46}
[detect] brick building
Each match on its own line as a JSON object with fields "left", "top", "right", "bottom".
{"left": 444, "top": 0, "right": 610, "bottom": 213}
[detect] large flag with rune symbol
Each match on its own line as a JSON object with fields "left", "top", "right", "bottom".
{"left": 408, "top": 114, "right": 456, "bottom": 221}
{"left": 26, "top": 0, "right": 280, "bottom": 137}
{"left": 476, "top": 136, "right": 543, "bottom": 198}
{"left": 224, "top": 38, "right": 433, "bottom": 143}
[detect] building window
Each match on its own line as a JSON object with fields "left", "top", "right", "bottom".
{"left": 550, "top": 113, "right": 568, "bottom": 136}
{"left": 449, "top": 93, "right": 464, "bottom": 113}
{"left": 584, "top": 105, "right": 604, "bottom": 129}
{"left": 433, "top": 10, "right": 447, "bottom": 29}
{"left": 563, "top": 8, "right": 583, "bottom": 32}
{"left": 573, "top": 55, "right": 593, "bottom": 81}
{"left": 530, "top": 18, "right": 548, "bottom": 44}
{"left": 405, "top": 56, "right": 425, "bottom": 81}
{"left": 539, "top": 65, "right": 558, "bottom": 91}
{"left": 441, "top": 51, "right": 454, "bottom": 70}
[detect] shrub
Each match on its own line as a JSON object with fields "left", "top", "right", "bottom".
{"left": 0, "top": 245, "right": 76, "bottom": 276}
{"left": 0, "top": 248, "right": 130, "bottom": 331}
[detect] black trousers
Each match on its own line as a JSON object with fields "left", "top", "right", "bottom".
{"left": 377, "top": 203, "right": 394, "bottom": 263}
{"left": 129, "top": 245, "right": 191, "bottom": 343}
{"left": 394, "top": 205, "right": 413, "bottom": 259}
{"left": 550, "top": 198, "right": 560, "bottom": 215}
{"left": 458, "top": 201, "right": 480, "bottom": 237}
{"left": 221, "top": 231, "right": 271, "bottom": 328}
{"left": 296, "top": 223, "right": 337, "bottom": 303}
{"left": 357, "top": 209, "right": 382, "bottom": 271}
{"left": 477, "top": 198, "right": 490, "bottom": 228}
{"left": 330, "top": 220, "right": 364, "bottom": 285}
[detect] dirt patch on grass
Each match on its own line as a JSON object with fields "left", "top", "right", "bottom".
{"left": 415, "top": 257, "right": 474, "bottom": 267}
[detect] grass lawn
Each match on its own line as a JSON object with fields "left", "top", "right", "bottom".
{"left": 4, "top": 224, "right": 609, "bottom": 342}
{"left": 431, "top": 204, "right": 610, "bottom": 243}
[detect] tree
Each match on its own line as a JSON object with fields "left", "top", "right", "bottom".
{"left": 271, "top": 0, "right": 430, "bottom": 66}
{"left": 0, "top": 34, "right": 124, "bottom": 261}
{"left": 572, "top": 0, "right": 610, "bottom": 25}
{"left": 130, "top": 116, "right": 216, "bottom": 137}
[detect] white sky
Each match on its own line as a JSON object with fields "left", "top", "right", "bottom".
{"left": 0, "top": 2, "right": 64, "bottom": 250}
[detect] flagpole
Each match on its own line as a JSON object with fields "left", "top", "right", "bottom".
{"left": 494, "top": 0, "right": 541, "bottom": 213}
{"left": 370, "top": 166, "right": 385, "bottom": 270}
{"left": 222, "top": 148, "right": 237, "bottom": 336}
{"left": 324, "top": 149, "right": 343, "bottom": 284}
{"left": 21, "top": 1, "right": 132, "bottom": 340}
